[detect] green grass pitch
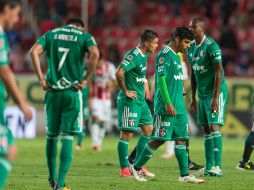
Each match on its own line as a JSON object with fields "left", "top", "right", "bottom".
{"left": 4, "top": 137, "right": 254, "bottom": 190}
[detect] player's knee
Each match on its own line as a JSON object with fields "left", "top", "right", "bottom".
{"left": 142, "top": 125, "right": 153, "bottom": 136}
{"left": 120, "top": 131, "right": 134, "bottom": 140}
{"left": 210, "top": 124, "right": 219, "bottom": 132}
{"left": 150, "top": 140, "right": 164, "bottom": 148}
{"left": 175, "top": 140, "right": 186, "bottom": 145}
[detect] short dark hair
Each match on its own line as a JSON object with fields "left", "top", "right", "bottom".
{"left": 172, "top": 27, "right": 194, "bottom": 41}
{"left": 191, "top": 17, "right": 206, "bottom": 29}
{"left": 66, "top": 18, "right": 85, "bottom": 28}
{"left": 140, "top": 29, "right": 158, "bottom": 43}
{"left": 0, "top": 0, "right": 21, "bottom": 12}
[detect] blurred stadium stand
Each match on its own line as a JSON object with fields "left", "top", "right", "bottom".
{"left": 5, "top": 0, "right": 254, "bottom": 137}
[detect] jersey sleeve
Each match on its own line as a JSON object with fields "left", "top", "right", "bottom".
{"left": 119, "top": 52, "right": 136, "bottom": 72}
{"left": 84, "top": 34, "right": 97, "bottom": 48}
{"left": 208, "top": 43, "right": 222, "bottom": 64}
{"left": 0, "top": 36, "right": 9, "bottom": 66}
{"left": 36, "top": 32, "right": 47, "bottom": 48}
{"left": 156, "top": 54, "right": 168, "bottom": 76}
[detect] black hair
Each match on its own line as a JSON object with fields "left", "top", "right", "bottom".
{"left": 172, "top": 27, "right": 194, "bottom": 41}
{"left": 191, "top": 17, "right": 206, "bottom": 29}
{"left": 0, "top": 0, "right": 21, "bottom": 12}
{"left": 66, "top": 18, "right": 85, "bottom": 28}
{"left": 140, "top": 29, "right": 158, "bottom": 43}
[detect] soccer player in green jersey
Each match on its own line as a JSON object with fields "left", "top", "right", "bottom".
{"left": 30, "top": 18, "right": 99, "bottom": 190}
{"left": 130, "top": 27, "right": 204, "bottom": 183}
{"left": 187, "top": 17, "right": 228, "bottom": 176}
{"left": 0, "top": 1, "right": 33, "bottom": 189}
{"left": 115, "top": 29, "right": 158, "bottom": 177}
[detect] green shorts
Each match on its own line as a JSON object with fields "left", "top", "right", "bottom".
{"left": 117, "top": 98, "right": 153, "bottom": 131}
{"left": 198, "top": 88, "right": 228, "bottom": 126}
{"left": 151, "top": 114, "right": 189, "bottom": 141}
{"left": 0, "top": 96, "right": 6, "bottom": 127}
{"left": 44, "top": 89, "right": 83, "bottom": 136}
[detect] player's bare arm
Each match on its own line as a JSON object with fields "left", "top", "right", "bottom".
{"left": 190, "top": 68, "right": 197, "bottom": 112}
{"left": 0, "top": 66, "right": 32, "bottom": 120}
{"left": 210, "top": 62, "right": 223, "bottom": 112}
{"left": 78, "top": 45, "right": 99, "bottom": 90}
{"left": 29, "top": 44, "right": 51, "bottom": 91}
{"left": 115, "top": 66, "right": 137, "bottom": 99}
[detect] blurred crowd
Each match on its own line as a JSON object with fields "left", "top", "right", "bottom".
{"left": 8, "top": 0, "right": 254, "bottom": 77}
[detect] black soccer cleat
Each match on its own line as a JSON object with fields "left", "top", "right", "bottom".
{"left": 236, "top": 160, "right": 254, "bottom": 170}
{"left": 188, "top": 162, "right": 204, "bottom": 170}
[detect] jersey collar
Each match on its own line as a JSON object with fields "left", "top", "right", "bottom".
{"left": 136, "top": 47, "right": 145, "bottom": 57}
{"left": 195, "top": 35, "right": 206, "bottom": 47}
{"left": 167, "top": 46, "right": 177, "bottom": 55}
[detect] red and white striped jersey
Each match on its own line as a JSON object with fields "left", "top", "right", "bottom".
{"left": 91, "top": 60, "right": 116, "bottom": 99}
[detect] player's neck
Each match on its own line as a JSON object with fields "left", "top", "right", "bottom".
{"left": 0, "top": 17, "right": 4, "bottom": 30}
{"left": 169, "top": 43, "right": 178, "bottom": 54}
{"left": 195, "top": 34, "right": 205, "bottom": 45}
{"left": 137, "top": 44, "right": 147, "bottom": 55}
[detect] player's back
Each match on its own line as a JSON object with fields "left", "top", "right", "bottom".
{"left": 42, "top": 25, "right": 95, "bottom": 90}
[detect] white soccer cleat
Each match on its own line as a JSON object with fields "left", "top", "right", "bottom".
{"left": 141, "top": 166, "right": 155, "bottom": 177}
{"left": 179, "top": 174, "right": 204, "bottom": 184}
{"left": 209, "top": 166, "right": 223, "bottom": 176}
{"left": 129, "top": 164, "right": 147, "bottom": 182}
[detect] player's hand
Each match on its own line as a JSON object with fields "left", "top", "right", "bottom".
{"left": 210, "top": 97, "right": 218, "bottom": 113}
{"left": 125, "top": 90, "right": 137, "bottom": 100}
{"left": 20, "top": 103, "right": 33, "bottom": 121}
{"left": 40, "top": 79, "right": 52, "bottom": 91}
{"left": 190, "top": 99, "right": 197, "bottom": 112}
{"left": 74, "top": 80, "right": 87, "bottom": 90}
{"left": 166, "top": 104, "right": 176, "bottom": 117}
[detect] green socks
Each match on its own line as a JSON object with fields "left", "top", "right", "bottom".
{"left": 46, "top": 135, "right": 58, "bottom": 181}
{"left": 117, "top": 138, "right": 129, "bottom": 168}
{"left": 135, "top": 134, "right": 150, "bottom": 161}
{"left": 204, "top": 134, "right": 214, "bottom": 170}
{"left": 212, "top": 131, "right": 222, "bottom": 168}
{"left": 134, "top": 144, "right": 156, "bottom": 170}
{"left": 58, "top": 135, "right": 73, "bottom": 188}
{"left": 0, "top": 157, "right": 11, "bottom": 190}
{"left": 175, "top": 144, "right": 189, "bottom": 176}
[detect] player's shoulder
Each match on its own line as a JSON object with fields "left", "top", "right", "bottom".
{"left": 124, "top": 47, "right": 143, "bottom": 60}
{"left": 204, "top": 36, "right": 218, "bottom": 46}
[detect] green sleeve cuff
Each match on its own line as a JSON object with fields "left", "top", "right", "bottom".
{"left": 158, "top": 75, "right": 171, "bottom": 104}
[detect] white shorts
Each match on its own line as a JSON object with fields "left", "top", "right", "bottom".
{"left": 91, "top": 98, "right": 111, "bottom": 122}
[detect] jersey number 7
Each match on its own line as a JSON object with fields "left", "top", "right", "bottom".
{"left": 58, "top": 47, "right": 70, "bottom": 71}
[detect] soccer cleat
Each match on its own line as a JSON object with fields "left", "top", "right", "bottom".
{"left": 129, "top": 164, "right": 147, "bottom": 182}
{"left": 208, "top": 166, "right": 223, "bottom": 177}
{"left": 179, "top": 174, "right": 204, "bottom": 184}
{"left": 236, "top": 160, "right": 254, "bottom": 170}
{"left": 141, "top": 166, "right": 155, "bottom": 177}
{"left": 188, "top": 162, "right": 204, "bottom": 170}
{"left": 53, "top": 184, "right": 71, "bottom": 190}
{"left": 120, "top": 167, "right": 132, "bottom": 177}
{"left": 76, "top": 145, "right": 82, "bottom": 151}
{"left": 48, "top": 179, "right": 57, "bottom": 188}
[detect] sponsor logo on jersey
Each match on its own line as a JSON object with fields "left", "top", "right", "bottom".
{"left": 177, "top": 64, "right": 182, "bottom": 69}
{"left": 129, "top": 119, "right": 135, "bottom": 126}
{"left": 136, "top": 77, "right": 147, "bottom": 83}
{"left": 193, "top": 64, "right": 205, "bottom": 71}
{"left": 173, "top": 74, "right": 184, "bottom": 80}
{"left": 129, "top": 112, "right": 138, "bottom": 118}
{"left": 161, "top": 121, "right": 170, "bottom": 127}
{"left": 140, "top": 65, "right": 147, "bottom": 71}
{"left": 158, "top": 65, "right": 164, "bottom": 72}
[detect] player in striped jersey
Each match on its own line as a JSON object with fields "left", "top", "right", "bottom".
{"left": 89, "top": 54, "right": 116, "bottom": 151}
{"left": 187, "top": 17, "right": 228, "bottom": 177}
{"left": 116, "top": 29, "right": 158, "bottom": 177}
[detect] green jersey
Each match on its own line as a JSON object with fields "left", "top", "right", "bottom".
{"left": 36, "top": 25, "right": 97, "bottom": 90}
{"left": 154, "top": 46, "right": 186, "bottom": 115}
{"left": 187, "top": 35, "right": 227, "bottom": 98}
{"left": 0, "top": 28, "right": 9, "bottom": 99}
{"left": 118, "top": 47, "right": 148, "bottom": 103}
